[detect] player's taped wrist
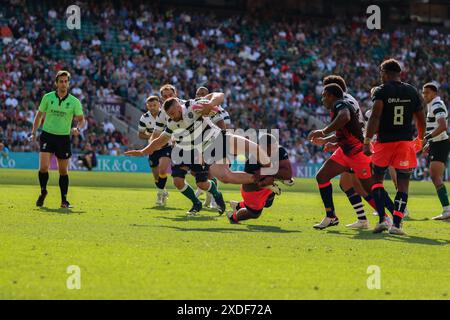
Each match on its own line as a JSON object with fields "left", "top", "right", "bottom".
{"left": 424, "top": 133, "right": 432, "bottom": 142}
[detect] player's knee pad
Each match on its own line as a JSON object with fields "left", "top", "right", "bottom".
{"left": 371, "top": 163, "right": 388, "bottom": 176}
{"left": 395, "top": 169, "right": 412, "bottom": 180}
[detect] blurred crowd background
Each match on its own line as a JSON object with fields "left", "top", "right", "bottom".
{"left": 0, "top": 0, "right": 448, "bottom": 169}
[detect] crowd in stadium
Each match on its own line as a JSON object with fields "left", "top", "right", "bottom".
{"left": 1, "top": 1, "right": 448, "bottom": 166}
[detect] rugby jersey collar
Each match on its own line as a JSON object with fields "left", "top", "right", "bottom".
{"left": 429, "top": 96, "right": 442, "bottom": 106}
{"left": 55, "top": 91, "right": 69, "bottom": 105}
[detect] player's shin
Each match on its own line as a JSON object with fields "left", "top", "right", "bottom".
{"left": 59, "top": 175, "right": 69, "bottom": 202}
{"left": 371, "top": 184, "right": 387, "bottom": 223}
{"left": 393, "top": 192, "right": 408, "bottom": 228}
{"left": 38, "top": 171, "right": 49, "bottom": 193}
{"left": 436, "top": 184, "right": 450, "bottom": 209}
{"left": 179, "top": 183, "right": 201, "bottom": 205}
{"left": 344, "top": 187, "right": 366, "bottom": 220}
{"left": 318, "top": 182, "right": 336, "bottom": 218}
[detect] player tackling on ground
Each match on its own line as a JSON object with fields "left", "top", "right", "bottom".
{"left": 364, "top": 59, "right": 426, "bottom": 235}
{"left": 30, "top": 70, "right": 84, "bottom": 208}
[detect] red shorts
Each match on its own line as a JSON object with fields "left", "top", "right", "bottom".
{"left": 330, "top": 147, "right": 371, "bottom": 179}
{"left": 372, "top": 141, "right": 417, "bottom": 170}
{"left": 240, "top": 187, "right": 274, "bottom": 211}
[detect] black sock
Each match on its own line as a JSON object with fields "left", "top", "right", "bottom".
{"left": 59, "top": 175, "right": 69, "bottom": 202}
{"left": 383, "top": 190, "right": 395, "bottom": 215}
{"left": 318, "top": 182, "right": 335, "bottom": 218}
{"left": 155, "top": 177, "right": 167, "bottom": 190}
{"left": 344, "top": 187, "right": 366, "bottom": 220}
{"left": 371, "top": 184, "right": 386, "bottom": 223}
{"left": 393, "top": 192, "right": 408, "bottom": 228}
{"left": 234, "top": 208, "right": 259, "bottom": 222}
{"left": 38, "top": 171, "right": 49, "bottom": 193}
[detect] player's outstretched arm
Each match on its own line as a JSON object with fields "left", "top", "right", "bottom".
{"left": 125, "top": 134, "right": 171, "bottom": 157}
{"left": 274, "top": 159, "right": 293, "bottom": 180}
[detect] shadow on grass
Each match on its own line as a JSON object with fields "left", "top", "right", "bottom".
{"left": 157, "top": 215, "right": 220, "bottom": 222}
{"left": 326, "top": 229, "right": 450, "bottom": 246}
{"left": 157, "top": 223, "right": 301, "bottom": 234}
{"left": 36, "top": 207, "right": 85, "bottom": 214}
{"left": 144, "top": 206, "right": 183, "bottom": 211}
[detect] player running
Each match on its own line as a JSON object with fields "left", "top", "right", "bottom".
{"left": 194, "top": 86, "right": 232, "bottom": 209}
{"left": 29, "top": 70, "right": 84, "bottom": 208}
{"left": 227, "top": 134, "right": 293, "bottom": 224}
{"left": 363, "top": 59, "right": 426, "bottom": 235}
{"left": 138, "top": 95, "right": 171, "bottom": 206}
{"left": 125, "top": 94, "right": 272, "bottom": 215}
{"left": 322, "top": 75, "right": 380, "bottom": 229}
{"left": 308, "top": 84, "right": 379, "bottom": 230}
{"left": 421, "top": 82, "right": 450, "bottom": 220}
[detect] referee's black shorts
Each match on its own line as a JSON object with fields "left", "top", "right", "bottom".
{"left": 39, "top": 131, "right": 72, "bottom": 160}
{"left": 428, "top": 139, "right": 450, "bottom": 165}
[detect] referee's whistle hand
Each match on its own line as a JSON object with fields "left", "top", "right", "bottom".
{"left": 28, "top": 133, "right": 36, "bottom": 143}
{"left": 71, "top": 128, "right": 80, "bottom": 136}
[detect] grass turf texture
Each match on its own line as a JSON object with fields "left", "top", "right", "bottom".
{"left": 1, "top": 169, "right": 449, "bottom": 300}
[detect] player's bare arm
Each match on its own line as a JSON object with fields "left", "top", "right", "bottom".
{"left": 71, "top": 115, "right": 85, "bottom": 136}
{"left": 125, "top": 134, "right": 171, "bottom": 157}
{"left": 30, "top": 111, "right": 45, "bottom": 142}
{"left": 195, "top": 92, "right": 224, "bottom": 116}
{"left": 274, "top": 159, "right": 293, "bottom": 180}
{"left": 363, "top": 99, "right": 384, "bottom": 156}
{"left": 308, "top": 109, "right": 350, "bottom": 141}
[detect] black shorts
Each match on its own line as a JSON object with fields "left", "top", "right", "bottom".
{"left": 204, "top": 130, "right": 229, "bottom": 165}
{"left": 39, "top": 131, "right": 71, "bottom": 159}
{"left": 428, "top": 139, "right": 450, "bottom": 165}
{"left": 149, "top": 144, "right": 172, "bottom": 168}
{"left": 170, "top": 147, "right": 209, "bottom": 183}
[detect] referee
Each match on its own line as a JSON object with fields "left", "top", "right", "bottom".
{"left": 30, "top": 70, "right": 84, "bottom": 208}
{"left": 422, "top": 82, "right": 450, "bottom": 220}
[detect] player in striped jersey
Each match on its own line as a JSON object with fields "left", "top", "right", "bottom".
{"left": 194, "top": 86, "right": 232, "bottom": 209}
{"left": 422, "top": 82, "right": 450, "bottom": 220}
{"left": 125, "top": 94, "right": 272, "bottom": 215}
{"left": 137, "top": 96, "right": 171, "bottom": 206}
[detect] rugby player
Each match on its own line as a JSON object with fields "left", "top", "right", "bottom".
{"left": 227, "top": 134, "right": 293, "bottom": 223}
{"left": 363, "top": 59, "right": 426, "bottom": 235}
{"left": 421, "top": 82, "right": 450, "bottom": 220}
{"left": 138, "top": 95, "right": 171, "bottom": 206}
{"left": 125, "top": 94, "right": 273, "bottom": 215}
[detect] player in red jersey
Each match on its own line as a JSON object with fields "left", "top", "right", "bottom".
{"left": 308, "top": 84, "right": 377, "bottom": 229}
{"left": 227, "top": 134, "right": 293, "bottom": 223}
{"left": 363, "top": 59, "right": 425, "bottom": 235}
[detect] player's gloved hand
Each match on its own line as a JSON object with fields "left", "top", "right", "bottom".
{"left": 362, "top": 143, "right": 373, "bottom": 156}
{"left": 124, "top": 149, "right": 145, "bottom": 157}
{"left": 323, "top": 142, "right": 338, "bottom": 152}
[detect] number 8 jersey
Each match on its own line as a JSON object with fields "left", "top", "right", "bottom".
{"left": 372, "top": 80, "right": 423, "bottom": 142}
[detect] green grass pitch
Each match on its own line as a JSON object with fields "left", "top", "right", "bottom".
{"left": 1, "top": 169, "right": 449, "bottom": 300}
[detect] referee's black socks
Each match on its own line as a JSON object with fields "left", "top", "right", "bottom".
{"left": 38, "top": 171, "right": 49, "bottom": 194}
{"left": 59, "top": 175, "right": 69, "bottom": 201}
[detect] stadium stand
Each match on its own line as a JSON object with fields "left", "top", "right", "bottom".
{"left": 0, "top": 0, "right": 448, "bottom": 166}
